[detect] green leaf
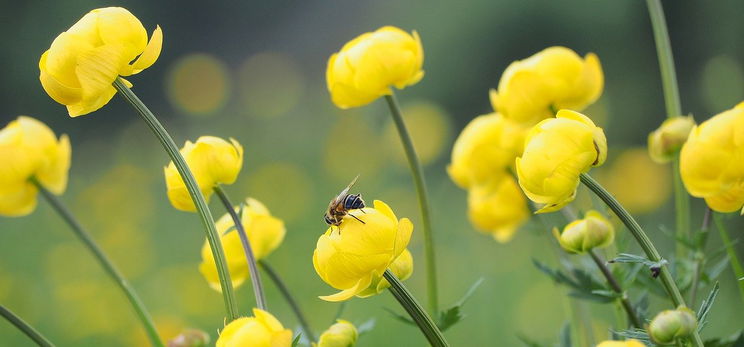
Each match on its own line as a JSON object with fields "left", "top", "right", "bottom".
{"left": 697, "top": 282, "right": 720, "bottom": 332}
{"left": 533, "top": 259, "right": 611, "bottom": 303}
{"left": 612, "top": 328, "right": 653, "bottom": 346}
{"left": 291, "top": 333, "right": 302, "bottom": 347}
{"left": 704, "top": 331, "right": 744, "bottom": 347}
{"left": 437, "top": 278, "right": 484, "bottom": 331}
{"left": 558, "top": 322, "right": 571, "bottom": 347}
{"left": 382, "top": 307, "right": 415, "bottom": 326}
{"left": 610, "top": 253, "right": 667, "bottom": 278}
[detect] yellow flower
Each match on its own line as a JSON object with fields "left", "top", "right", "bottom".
{"left": 516, "top": 110, "right": 607, "bottom": 213}
{"left": 648, "top": 307, "right": 697, "bottom": 345}
{"left": 313, "top": 200, "right": 413, "bottom": 301}
{"left": 595, "top": 339, "right": 646, "bottom": 347}
{"left": 490, "top": 46, "right": 603, "bottom": 124}
{"left": 164, "top": 136, "right": 243, "bottom": 212}
{"left": 215, "top": 308, "right": 292, "bottom": 347}
{"left": 315, "top": 320, "right": 358, "bottom": 347}
{"left": 648, "top": 115, "right": 695, "bottom": 163}
{"left": 467, "top": 176, "right": 529, "bottom": 243}
{"left": 39, "top": 7, "right": 163, "bottom": 117}
{"left": 447, "top": 113, "right": 528, "bottom": 189}
{"left": 326, "top": 26, "right": 424, "bottom": 109}
{"left": 553, "top": 210, "right": 614, "bottom": 253}
{"left": 680, "top": 102, "right": 744, "bottom": 212}
{"left": 355, "top": 248, "right": 413, "bottom": 298}
{"left": 0, "top": 116, "right": 71, "bottom": 216}
{"left": 600, "top": 148, "right": 671, "bottom": 214}
{"left": 200, "top": 198, "right": 285, "bottom": 291}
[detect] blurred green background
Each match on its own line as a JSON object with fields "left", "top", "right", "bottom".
{"left": 2, "top": 0, "right": 744, "bottom": 346}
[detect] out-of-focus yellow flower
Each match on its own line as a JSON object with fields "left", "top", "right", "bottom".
{"left": 595, "top": 340, "right": 646, "bottom": 347}
{"left": 315, "top": 320, "right": 358, "bottom": 347}
{"left": 164, "top": 136, "right": 243, "bottom": 212}
{"left": 648, "top": 115, "right": 695, "bottom": 163}
{"left": 0, "top": 116, "right": 71, "bottom": 216}
{"left": 553, "top": 210, "right": 614, "bottom": 253}
{"left": 200, "top": 198, "right": 284, "bottom": 291}
{"left": 467, "top": 176, "right": 529, "bottom": 243}
{"left": 326, "top": 26, "right": 424, "bottom": 109}
{"left": 39, "top": 7, "right": 162, "bottom": 117}
{"left": 490, "top": 46, "right": 603, "bottom": 124}
{"left": 448, "top": 113, "right": 528, "bottom": 189}
{"left": 648, "top": 307, "right": 697, "bottom": 345}
{"left": 313, "top": 200, "right": 413, "bottom": 301}
{"left": 516, "top": 110, "right": 607, "bottom": 213}
{"left": 680, "top": 102, "right": 744, "bottom": 213}
{"left": 355, "top": 248, "right": 413, "bottom": 298}
{"left": 600, "top": 148, "right": 671, "bottom": 215}
{"left": 215, "top": 308, "right": 292, "bottom": 347}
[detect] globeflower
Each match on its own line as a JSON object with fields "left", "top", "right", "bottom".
{"left": 315, "top": 320, "right": 358, "bottom": 347}
{"left": 355, "top": 248, "right": 413, "bottom": 298}
{"left": 490, "top": 46, "right": 603, "bottom": 124}
{"left": 595, "top": 340, "right": 646, "bottom": 347}
{"left": 313, "top": 200, "right": 413, "bottom": 301}
{"left": 516, "top": 110, "right": 607, "bottom": 213}
{"left": 326, "top": 26, "right": 424, "bottom": 109}
{"left": 648, "top": 307, "right": 697, "bottom": 345}
{"left": 164, "top": 136, "right": 243, "bottom": 212}
{"left": 648, "top": 115, "right": 695, "bottom": 163}
{"left": 0, "top": 116, "right": 71, "bottom": 216}
{"left": 200, "top": 198, "right": 285, "bottom": 291}
{"left": 467, "top": 176, "right": 529, "bottom": 243}
{"left": 39, "top": 7, "right": 162, "bottom": 117}
{"left": 215, "top": 308, "right": 292, "bottom": 347}
{"left": 680, "top": 103, "right": 744, "bottom": 213}
{"left": 553, "top": 210, "right": 614, "bottom": 253}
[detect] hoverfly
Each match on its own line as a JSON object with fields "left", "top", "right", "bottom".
{"left": 324, "top": 175, "right": 366, "bottom": 227}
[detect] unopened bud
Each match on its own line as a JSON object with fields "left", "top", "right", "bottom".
{"left": 167, "top": 329, "right": 210, "bottom": 347}
{"left": 648, "top": 306, "right": 697, "bottom": 344}
{"left": 553, "top": 210, "right": 614, "bottom": 254}
{"left": 316, "top": 320, "right": 358, "bottom": 347}
{"left": 648, "top": 115, "right": 695, "bottom": 163}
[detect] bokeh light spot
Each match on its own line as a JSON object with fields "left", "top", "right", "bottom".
{"left": 323, "top": 115, "right": 383, "bottom": 181}
{"left": 245, "top": 162, "right": 313, "bottom": 222}
{"left": 238, "top": 52, "right": 305, "bottom": 118}
{"left": 384, "top": 100, "right": 451, "bottom": 167}
{"left": 700, "top": 55, "right": 744, "bottom": 114}
{"left": 166, "top": 53, "right": 230, "bottom": 117}
{"left": 598, "top": 147, "right": 671, "bottom": 214}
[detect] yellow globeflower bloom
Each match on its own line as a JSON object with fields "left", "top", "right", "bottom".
{"left": 596, "top": 340, "right": 646, "bottom": 347}
{"left": 315, "top": 320, "right": 358, "bottom": 347}
{"left": 680, "top": 103, "right": 744, "bottom": 212}
{"left": 326, "top": 26, "right": 424, "bottom": 109}
{"left": 355, "top": 248, "right": 413, "bottom": 298}
{"left": 215, "top": 308, "right": 292, "bottom": 347}
{"left": 313, "top": 200, "right": 413, "bottom": 301}
{"left": 448, "top": 113, "right": 528, "bottom": 189}
{"left": 0, "top": 117, "right": 71, "bottom": 216}
{"left": 648, "top": 115, "right": 695, "bottom": 163}
{"left": 490, "top": 46, "right": 603, "bottom": 124}
{"left": 200, "top": 198, "right": 285, "bottom": 291}
{"left": 553, "top": 210, "right": 614, "bottom": 254}
{"left": 467, "top": 176, "right": 529, "bottom": 243}
{"left": 164, "top": 136, "right": 243, "bottom": 212}
{"left": 39, "top": 7, "right": 163, "bottom": 117}
{"left": 516, "top": 110, "right": 607, "bottom": 213}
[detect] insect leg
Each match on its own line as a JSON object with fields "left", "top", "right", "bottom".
{"left": 349, "top": 213, "right": 366, "bottom": 224}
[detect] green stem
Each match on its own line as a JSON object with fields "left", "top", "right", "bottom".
{"left": 33, "top": 180, "right": 163, "bottom": 347}
{"left": 213, "top": 185, "right": 267, "bottom": 311}
{"left": 689, "top": 208, "right": 712, "bottom": 307}
{"left": 579, "top": 173, "right": 703, "bottom": 347}
{"left": 713, "top": 213, "right": 744, "bottom": 303}
{"left": 113, "top": 78, "right": 239, "bottom": 321}
{"left": 588, "top": 249, "right": 643, "bottom": 328}
{"left": 0, "top": 305, "right": 55, "bottom": 347}
{"left": 383, "top": 270, "right": 448, "bottom": 347}
{"left": 646, "top": 0, "right": 690, "bottom": 259}
{"left": 384, "top": 93, "right": 439, "bottom": 314}
{"left": 259, "top": 261, "right": 316, "bottom": 342}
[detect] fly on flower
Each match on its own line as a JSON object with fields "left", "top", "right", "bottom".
{"left": 324, "top": 175, "right": 366, "bottom": 228}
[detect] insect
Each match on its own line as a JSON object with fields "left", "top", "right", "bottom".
{"left": 324, "top": 175, "right": 366, "bottom": 227}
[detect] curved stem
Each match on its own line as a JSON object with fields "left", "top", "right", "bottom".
{"left": 383, "top": 270, "right": 448, "bottom": 347}
{"left": 384, "top": 93, "right": 439, "bottom": 314}
{"left": 579, "top": 173, "right": 703, "bottom": 347}
{"left": 113, "top": 78, "right": 239, "bottom": 321}
{"left": 213, "top": 185, "right": 267, "bottom": 311}
{"left": 33, "top": 180, "right": 163, "bottom": 347}
{"left": 259, "top": 260, "right": 315, "bottom": 342}
{"left": 0, "top": 305, "right": 55, "bottom": 347}
{"left": 588, "top": 250, "right": 642, "bottom": 328}
{"left": 713, "top": 213, "right": 744, "bottom": 304}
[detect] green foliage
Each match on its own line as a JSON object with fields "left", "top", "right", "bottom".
{"left": 609, "top": 253, "right": 668, "bottom": 278}
{"left": 697, "top": 282, "right": 720, "bottom": 333}
{"left": 437, "top": 278, "right": 484, "bottom": 331}
{"left": 613, "top": 328, "right": 654, "bottom": 346}
{"left": 533, "top": 259, "right": 613, "bottom": 303}
{"left": 557, "top": 323, "right": 571, "bottom": 347}
{"left": 704, "top": 331, "right": 744, "bottom": 347}
{"left": 291, "top": 333, "right": 302, "bottom": 347}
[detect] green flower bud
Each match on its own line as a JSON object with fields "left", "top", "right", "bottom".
{"left": 167, "top": 329, "right": 210, "bottom": 347}
{"left": 648, "top": 115, "right": 695, "bottom": 163}
{"left": 553, "top": 210, "right": 614, "bottom": 254}
{"left": 316, "top": 320, "right": 358, "bottom": 347}
{"left": 648, "top": 306, "right": 697, "bottom": 344}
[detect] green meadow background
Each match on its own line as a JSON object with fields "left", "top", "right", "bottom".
{"left": 1, "top": 1, "right": 743, "bottom": 346}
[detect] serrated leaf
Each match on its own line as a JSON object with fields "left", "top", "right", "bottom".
{"left": 437, "top": 278, "right": 485, "bottom": 331}
{"left": 356, "top": 318, "right": 375, "bottom": 336}
{"left": 697, "top": 282, "right": 720, "bottom": 332}
{"left": 534, "top": 259, "right": 612, "bottom": 303}
{"left": 382, "top": 307, "right": 415, "bottom": 326}
{"left": 612, "top": 328, "right": 654, "bottom": 346}
{"left": 558, "top": 322, "right": 571, "bottom": 347}
{"left": 610, "top": 253, "right": 668, "bottom": 278}
{"left": 591, "top": 289, "right": 622, "bottom": 299}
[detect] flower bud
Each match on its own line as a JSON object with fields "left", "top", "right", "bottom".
{"left": 553, "top": 210, "right": 614, "bottom": 254}
{"left": 167, "top": 329, "right": 210, "bottom": 347}
{"left": 596, "top": 339, "right": 646, "bottom": 347}
{"left": 647, "top": 115, "right": 695, "bottom": 163}
{"left": 216, "top": 309, "right": 292, "bottom": 347}
{"left": 316, "top": 320, "right": 358, "bottom": 347}
{"left": 648, "top": 307, "right": 697, "bottom": 344}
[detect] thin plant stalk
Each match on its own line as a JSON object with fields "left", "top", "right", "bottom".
{"left": 112, "top": 78, "right": 239, "bottom": 320}
{"left": 213, "top": 185, "right": 267, "bottom": 311}
{"left": 383, "top": 270, "right": 449, "bottom": 347}
{"left": 588, "top": 249, "right": 642, "bottom": 328}
{"left": 0, "top": 305, "right": 55, "bottom": 347}
{"left": 384, "top": 93, "right": 439, "bottom": 314}
{"left": 713, "top": 212, "right": 744, "bottom": 303}
{"left": 689, "top": 207, "right": 712, "bottom": 306}
{"left": 259, "top": 260, "right": 316, "bottom": 343}
{"left": 645, "top": 0, "right": 690, "bottom": 258}
{"left": 579, "top": 173, "right": 704, "bottom": 347}
{"left": 33, "top": 180, "right": 163, "bottom": 347}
